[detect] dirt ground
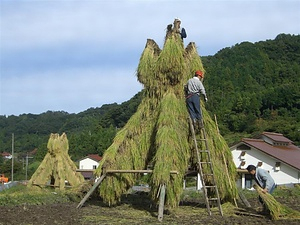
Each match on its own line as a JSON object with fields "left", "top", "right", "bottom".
{"left": 1, "top": 193, "right": 300, "bottom": 225}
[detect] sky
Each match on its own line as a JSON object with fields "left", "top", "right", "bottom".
{"left": 0, "top": 0, "right": 299, "bottom": 116}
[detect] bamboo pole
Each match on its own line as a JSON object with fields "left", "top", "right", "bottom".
{"left": 77, "top": 174, "right": 106, "bottom": 209}
{"left": 77, "top": 169, "right": 179, "bottom": 174}
{"left": 238, "top": 191, "right": 251, "bottom": 208}
{"left": 214, "top": 114, "right": 238, "bottom": 207}
{"left": 106, "top": 169, "right": 179, "bottom": 174}
{"left": 32, "top": 183, "right": 72, "bottom": 188}
{"left": 158, "top": 184, "right": 166, "bottom": 222}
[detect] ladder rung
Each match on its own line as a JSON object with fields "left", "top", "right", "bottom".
{"left": 204, "top": 185, "right": 217, "bottom": 188}
{"left": 208, "top": 198, "right": 219, "bottom": 201}
{"left": 198, "top": 150, "right": 209, "bottom": 153}
{"left": 196, "top": 138, "right": 206, "bottom": 141}
{"left": 199, "top": 162, "right": 212, "bottom": 164}
{"left": 203, "top": 174, "right": 214, "bottom": 176}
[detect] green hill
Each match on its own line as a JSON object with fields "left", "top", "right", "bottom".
{"left": 202, "top": 33, "right": 300, "bottom": 144}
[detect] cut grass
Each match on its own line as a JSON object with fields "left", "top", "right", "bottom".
{"left": 0, "top": 184, "right": 81, "bottom": 206}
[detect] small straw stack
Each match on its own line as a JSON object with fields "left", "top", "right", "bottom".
{"left": 28, "top": 133, "right": 84, "bottom": 190}
{"left": 254, "top": 184, "right": 300, "bottom": 220}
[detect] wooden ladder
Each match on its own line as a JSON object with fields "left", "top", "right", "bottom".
{"left": 189, "top": 117, "right": 223, "bottom": 216}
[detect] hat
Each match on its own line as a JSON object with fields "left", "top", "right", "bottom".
{"left": 195, "top": 70, "right": 204, "bottom": 78}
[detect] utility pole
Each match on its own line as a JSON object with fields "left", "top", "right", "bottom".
{"left": 25, "top": 153, "right": 33, "bottom": 181}
{"left": 11, "top": 133, "right": 14, "bottom": 182}
{"left": 26, "top": 153, "right": 28, "bottom": 181}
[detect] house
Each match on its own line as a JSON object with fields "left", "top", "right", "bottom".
{"left": 78, "top": 154, "right": 102, "bottom": 180}
{"left": 1, "top": 152, "right": 12, "bottom": 159}
{"left": 230, "top": 132, "right": 300, "bottom": 189}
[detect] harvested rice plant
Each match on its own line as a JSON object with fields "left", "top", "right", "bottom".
{"left": 28, "top": 133, "right": 84, "bottom": 190}
{"left": 94, "top": 19, "right": 238, "bottom": 208}
{"left": 254, "top": 184, "right": 300, "bottom": 220}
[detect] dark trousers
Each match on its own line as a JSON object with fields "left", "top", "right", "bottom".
{"left": 186, "top": 94, "right": 202, "bottom": 120}
{"left": 259, "top": 183, "right": 276, "bottom": 205}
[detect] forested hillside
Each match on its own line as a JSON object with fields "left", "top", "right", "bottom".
{"left": 0, "top": 34, "right": 299, "bottom": 174}
{"left": 203, "top": 33, "right": 300, "bottom": 144}
{"left": 0, "top": 92, "right": 142, "bottom": 161}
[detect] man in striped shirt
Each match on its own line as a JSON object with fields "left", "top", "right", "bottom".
{"left": 185, "top": 70, "right": 208, "bottom": 128}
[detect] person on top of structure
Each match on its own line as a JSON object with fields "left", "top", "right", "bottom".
{"left": 185, "top": 70, "right": 208, "bottom": 127}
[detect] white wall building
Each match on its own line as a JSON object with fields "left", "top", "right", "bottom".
{"left": 78, "top": 154, "right": 102, "bottom": 179}
{"left": 230, "top": 132, "right": 300, "bottom": 189}
{"left": 1, "top": 152, "right": 12, "bottom": 159}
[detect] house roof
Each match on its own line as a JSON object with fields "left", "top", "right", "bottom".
{"left": 1, "top": 152, "right": 11, "bottom": 157}
{"left": 80, "top": 154, "right": 102, "bottom": 162}
{"left": 29, "top": 148, "right": 38, "bottom": 155}
{"left": 242, "top": 137, "right": 300, "bottom": 171}
{"left": 261, "top": 132, "right": 293, "bottom": 143}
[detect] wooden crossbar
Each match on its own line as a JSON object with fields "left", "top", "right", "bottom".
{"left": 105, "top": 169, "right": 178, "bottom": 174}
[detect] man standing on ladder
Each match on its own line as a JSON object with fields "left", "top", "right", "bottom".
{"left": 185, "top": 70, "right": 208, "bottom": 129}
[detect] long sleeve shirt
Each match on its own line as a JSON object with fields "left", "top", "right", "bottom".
{"left": 255, "top": 168, "right": 275, "bottom": 191}
{"left": 186, "top": 76, "right": 207, "bottom": 98}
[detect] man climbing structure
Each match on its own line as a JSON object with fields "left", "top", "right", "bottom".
{"left": 185, "top": 70, "right": 208, "bottom": 128}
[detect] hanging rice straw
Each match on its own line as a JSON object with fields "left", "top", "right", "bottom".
{"left": 94, "top": 19, "right": 238, "bottom": 208}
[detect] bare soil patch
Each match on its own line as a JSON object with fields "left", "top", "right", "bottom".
{"left": 0, "top": 192, "right": 299, "bottom": 225}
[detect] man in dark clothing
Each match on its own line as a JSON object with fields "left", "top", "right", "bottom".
{"left": 247, "top": 165, "right": 276, "bottom": 212}
{"left": 185, "top": 70, "right": 208, "bottom": 128}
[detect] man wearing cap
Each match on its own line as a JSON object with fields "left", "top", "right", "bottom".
{"left": 185, "top": 70, "right": 208, "bottom": 128}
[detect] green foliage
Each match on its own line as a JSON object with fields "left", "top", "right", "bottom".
{"left": 203, "top": 33, "right": 300, "bottom": 145}
{"left": 0, "top": 158, "right": 23, "bottom": 181}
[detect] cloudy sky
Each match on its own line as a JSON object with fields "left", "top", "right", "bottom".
{"left": 1, "top": 0, "right": 299, "bottom": 116}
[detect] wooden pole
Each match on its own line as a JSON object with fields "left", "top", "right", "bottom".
{"left": 76, "top": 169, "right": 179, "bottom": 174}
{"left": 32, "top": 183, "right": 72, "bottom": 188}
{"left": 214, "top": 114, "right": 238, "bottom": 207}
{"left": 11, "top": 133, "right": 14, "bottom": 182}
{"left": 158, "top": 184, "right": 166, "bottom": 222}
{"left": 106, "top": 169, "right": 178, "bottom": 174}
{"left": 77, "top": 174, "right": 106, "bottom": 209}
{"left": 238, "top": 190, "right": 251, "bottom": 208}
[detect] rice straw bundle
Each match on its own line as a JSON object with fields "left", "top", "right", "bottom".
{"left": 96, "top": 99, "right": 158, "bottom": 205}
{"left": 184, "top": 42, "right": 205, "bottom": 79}
{"left": 28, "top": 133, "right": 84, "bottom": 190}
{"left": 254, "top": 184, "right": 300, "bottom": 220}
{"left": 94, "top": 19, "right": 238, "bottom": 208}
{"left": 156, "top": 36, "right": 186, "bottom": 86}
{"left": 201, "top": 108, "right": 238, "bottom": 202}
{"left": 150, "top": 91, "right": 190, "bottom": 207}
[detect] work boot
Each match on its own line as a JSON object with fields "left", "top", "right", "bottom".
{"left": 192, "top": 119, "right": 199, "bottom": 133}
{"left": 198, "top": 119, "right": 204, "bottom": 129}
